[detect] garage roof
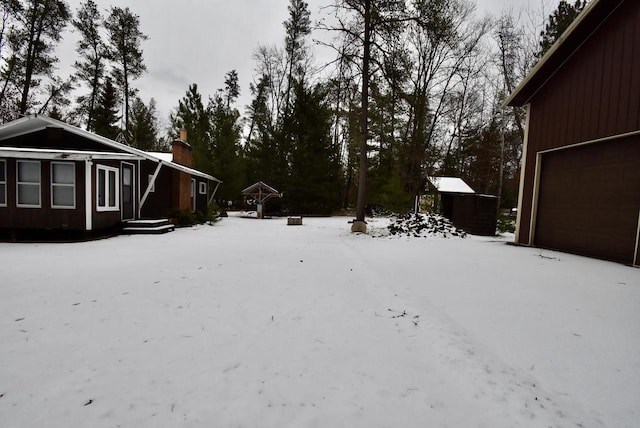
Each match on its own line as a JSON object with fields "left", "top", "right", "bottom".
{"left": 504, "top": 0, "right": 625, "bottom": 107}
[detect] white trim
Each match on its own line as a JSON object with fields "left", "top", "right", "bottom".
{"left": 0, "top": 146, "right": 142, "bottom": 161}
{"left": 85, "top": 160, "right": 93, "bottom": 231}
{"left": 96, "top": 164, "right": 119, "bottom": 212}
{"left": 514, "top": 105, "right": 530, "bottom": 244}
{"left": 208, "top": 181, "right": 221, "bottom": 207}
{"left": 140, "top": 162, "right": 162, "bottom": 215}
{"left": 634, "top": 210, "right": 640, "bottom": 267}
{"left": 50, "top": 162, "right": 76, "bottom": 209}
{"left": 148, "top": 174, "right": 155, "bottom": 192}
{"left": 529, "top": 153, "right": 543, "bottom": 246}
{"left": 538, "top": 129, "right": 640, "bottom": 155}
{"left": 16, "top": 160, "right": 41, "bottom": 208}
{"left": 121, "top": 162, "right": 135, "bottom": 221}
{"left": 199, "top": 181, "right": 207, "bottom": 195}
{"left": 0, "top": 159, "right": 6, "bottom": 207}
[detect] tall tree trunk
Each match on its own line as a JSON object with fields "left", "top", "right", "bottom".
{"left": 355, "top": 0, "right": 371, "bottom": 223}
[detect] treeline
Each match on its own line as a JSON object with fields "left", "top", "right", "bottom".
{"left": 0, "top": 0, "right": 586, "bottom": 215}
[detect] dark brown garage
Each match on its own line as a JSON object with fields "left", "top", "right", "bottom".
{"left": 505, "top": 0, "right": 640, "bottom": 266}
{"left": 534, "top": 136, "right": 640, "bottom": 264}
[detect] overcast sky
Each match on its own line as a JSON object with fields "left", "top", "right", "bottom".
{"left": 59, "top": 0, "right": 541, "bottom": 131}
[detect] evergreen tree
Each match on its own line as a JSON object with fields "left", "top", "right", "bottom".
{"left": 210, "top": 71, "right": 245, "bottom": 204}
{"left": 104, "top": 6, "right": 147, "bottom": 142}
{"left": 170, "top": 83, "right": 213, "bottom": 173}
{"left": 286, "top": 81, "right": 341, "bottom": 214}
{"left": 283, "top": 0, "right": 311, "bottom": 113}
{"left": 127, "top": 96, "right": 158, "bottom": 151}
{"left": 0, "top": 0, "right": 70, "bottom": 115}
{"left": 538, "top": 0, "right": 586, "bottom": 57}
{"left": 244, "top": 74, "right": 281, "bottom": 186}
{"left": 91, "top": 77, "right": 120, "bottom": 140}
{"left": 72, "top": 0, "right": 105, "bottom": 130}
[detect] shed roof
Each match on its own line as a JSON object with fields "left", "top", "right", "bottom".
{"left": 0, "top": 115, "right": 221, "bottom": 182}
{"left": 428, "top": 177, "right": 475, "bottom": 194}
{"left": 504, "top": 0, "right": 624, "bottom": 107}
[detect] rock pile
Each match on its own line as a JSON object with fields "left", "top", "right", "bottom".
{"left": 388, "top": 213, "right": 467, "bottom": 238}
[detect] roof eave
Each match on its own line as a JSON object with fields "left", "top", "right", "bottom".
{"left": 503, "top": 0, "right": 602, "bottom": 107}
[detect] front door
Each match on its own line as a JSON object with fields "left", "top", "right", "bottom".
{"left": 122, "top": 163, "right": 135, "bottom": 220}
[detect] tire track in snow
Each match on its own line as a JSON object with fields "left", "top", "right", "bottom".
{"left": 341, "top": 234, "right": 602, "bottom": 427}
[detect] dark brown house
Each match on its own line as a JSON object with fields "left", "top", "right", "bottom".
{"left": 505, "top": 0, "right": 640, "bottom": 266}
{"left": 0, "top": 115, "right": 222, "bottom": 236}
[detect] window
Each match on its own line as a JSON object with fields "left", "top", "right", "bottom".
{"left": 17, "top": 160, "right": 41, "bottom": 207}
{"left": 148, "top": 174, "right": 155, "bottom": 192}
{"left": 51, "top": 162, "right": 75, "bottom": 208}
{"left": 199, "top": 181, "right": 207, "bottom": 195}
{"left": 97, "top": 165, "right": 119, "bottom": 211}
{"left": 0, "top": 160, "right": 5, "bottom": 207}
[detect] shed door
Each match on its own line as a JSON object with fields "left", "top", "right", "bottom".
{"left": 534, "top": 137, "right": 640, "bottom": 264}
{"left": 121, "top": 163, "right": 135, "bottom": 220}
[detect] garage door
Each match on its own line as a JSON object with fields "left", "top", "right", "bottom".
{"left": 534, "top": 136, "right": 640, "bottom": 264}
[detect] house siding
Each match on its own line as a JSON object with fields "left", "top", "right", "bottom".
{"left": 518, "top": 0, "right": 640, "bottom": 246}
{"left": 140, "top": 163, "right": 174, "bottom": 218}
{"left": 0, "top": 158, "right": 86, "bottom": 230}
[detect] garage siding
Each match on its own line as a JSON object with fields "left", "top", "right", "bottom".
{"left": 534, "top": 137, "right": 640, "bottom": 264}
{"left": 514, "top": 0, "right": 640, "bottom": 264}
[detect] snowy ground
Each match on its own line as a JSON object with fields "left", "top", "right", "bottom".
{"left": 1, "top": 215, "right": 638, "bottom": 428}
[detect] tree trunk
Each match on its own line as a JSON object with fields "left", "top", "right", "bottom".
{"left": 355, "top": 0, "right": 371, "bottom": 223}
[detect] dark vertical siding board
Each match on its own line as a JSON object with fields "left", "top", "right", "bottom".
{"left": 599, "top": 25, "right": 616, "bottom": 136}
{"left": 565, "top": 55, "right": 579, "bottom": 144}
{"left": 629, "top": 1, "right": 640, "bottom": 131}
{"left": 589, "top": 36, "right": 606, "bottom": 138}
{"left": 605, "top": 24, "right": 621, "bottom": 135}
{"left": 613, "top": 14, "right": 631, "bottom": 133}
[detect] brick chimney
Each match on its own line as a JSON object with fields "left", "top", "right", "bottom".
{"left": 171, "top": 129, "right": 193, "bottom": 211}
{"left": 172, "top": 129, "right": 192, "bottom": 167}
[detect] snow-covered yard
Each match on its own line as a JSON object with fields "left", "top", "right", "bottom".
{"left": 1, "top": 215, "right": 638, "bottom": 427}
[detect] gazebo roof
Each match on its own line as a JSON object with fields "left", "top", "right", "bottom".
{"left": 241, "top": 181, "right": 282, "bottom": 204}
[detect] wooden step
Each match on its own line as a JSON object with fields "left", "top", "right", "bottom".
{"left": 121, "top": 219, "right": 175, "bottom": 235}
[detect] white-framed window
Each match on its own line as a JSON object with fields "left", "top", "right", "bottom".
{"left": 17, "top": 160, "right": 41, "bottom": 207}
{"left": 148, "top": 174, "right": 155, "bottom": 192}
{"left": 96, "top": 165, "right": 119, "bottom": 211}
{"left": 199, "top": 181, "right": 207, "bottom": 195}
{"left": 0, "top": 160, "right": 6, "bottom": 207}
{"left": 51, "top": 162, "right": 76, "bottom": 208}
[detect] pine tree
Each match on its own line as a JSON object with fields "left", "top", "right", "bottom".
{"left": 0, "top": 0, "right": 70, "bottom": 115}
{"left": 210, "top": 71, "right": 245, "bottom": 204}
{"left": 72, "top": 0, "right": 105, "bottom": 130}
{"left": 104, "top": 6, "right": 147, "bottom": 142}
{"left": 127, "top": 96, "right": 158, "bottom": 151}
{"left": 287, "top": 81, "right": 341, "bottom": 214}
{"left": 170, "top": 84, "right": 213, "bottom": 174}
{"left": 91, "top": 77, "right": 120, "bottom": 140}
{"left": 538, "top": 0, "right": 586, "bottom": 57}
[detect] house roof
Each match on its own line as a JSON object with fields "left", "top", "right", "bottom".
{"left": 0, "top": 115, "right": 221, "bottom": 183}
{"left": 0, "top": 146, "right": 143, "bottom": 161}
{"left": 428, "top": 177, "right": 475, "bottom": 194}
{"left": 504, "top": 0, "right": 624, "bottom": 107}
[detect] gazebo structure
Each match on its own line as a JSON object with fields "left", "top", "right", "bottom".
{"left": 241, "top": 181, "right": 282, "bottom": 219}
